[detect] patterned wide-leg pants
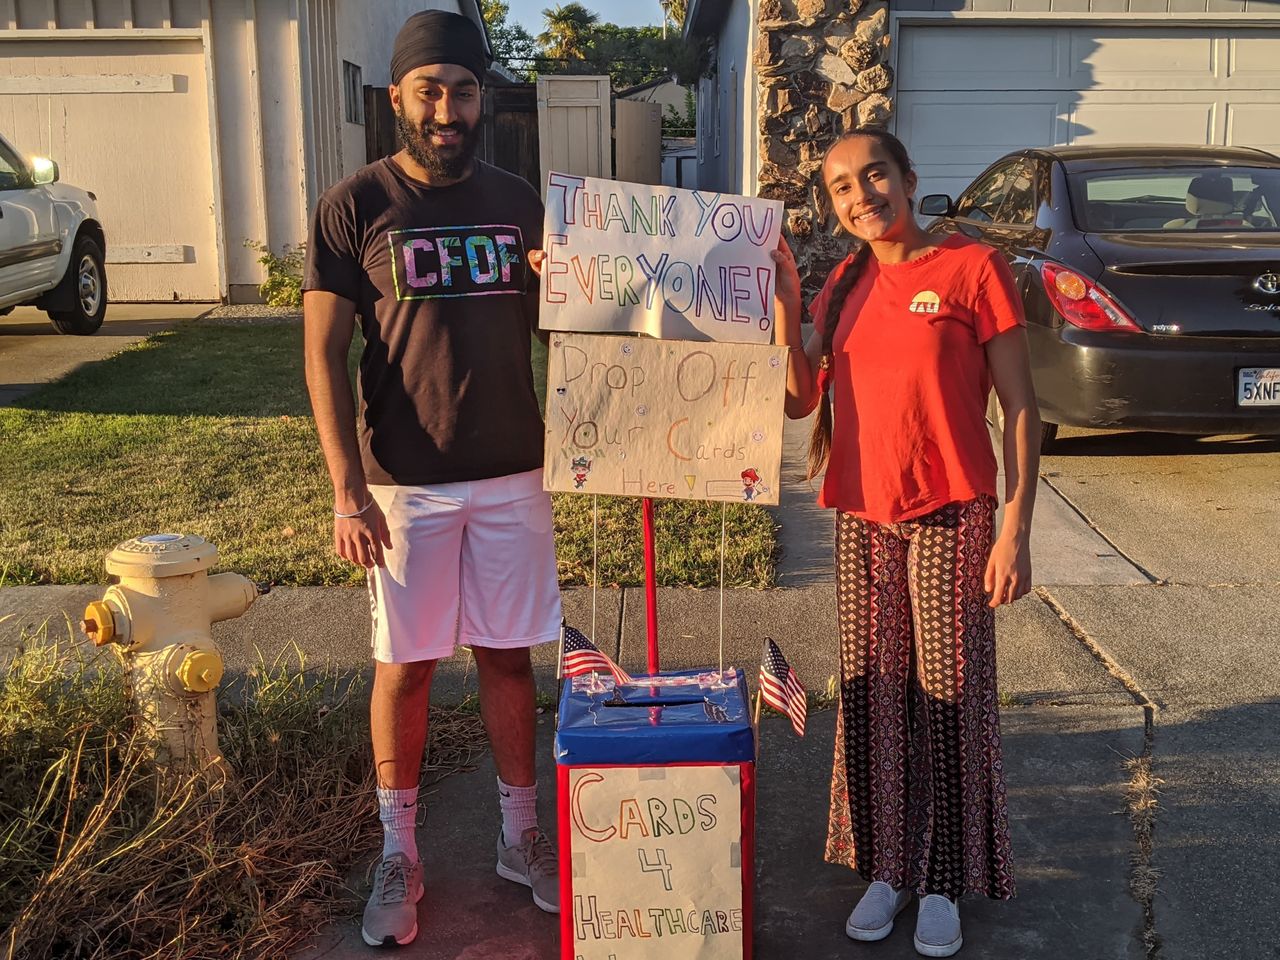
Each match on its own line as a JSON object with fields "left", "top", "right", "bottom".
{"left": 824, "top": 496, "right": 1015, "bottom": 900}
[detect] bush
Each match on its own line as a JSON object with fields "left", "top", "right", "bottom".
{"left": 0, "top": 628, "right": 487, "bottom": 959}
{"left": 244, "top": 241, "right": 306, "bottom": 308}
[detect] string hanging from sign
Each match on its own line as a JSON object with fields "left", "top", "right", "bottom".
{"left": 719, "top": 501, "right": 727, "bottom": 676}
{"left": 591, "top": 494, "right": 599, "bottom": 646}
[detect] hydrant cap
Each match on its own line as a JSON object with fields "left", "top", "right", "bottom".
{"left": 105, "top": 533, "right": 219, "bottom": 579}
{"left": 81, "top": 600, "right": 116, "bottom": 646}
{"left": 178, "top": 650, "right": 224, "bottom": 693}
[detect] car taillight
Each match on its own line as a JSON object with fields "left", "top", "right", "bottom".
{"left": 1040, "top": 263, "right": 1141, "bottom": 332}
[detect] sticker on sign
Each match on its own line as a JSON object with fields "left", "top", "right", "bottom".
{"left": 1238, "top": 368, "right": 1280, "bottom": 406}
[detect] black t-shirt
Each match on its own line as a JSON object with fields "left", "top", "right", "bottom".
{"left": 304, "top": 158, "right": 545, "bottom": 486}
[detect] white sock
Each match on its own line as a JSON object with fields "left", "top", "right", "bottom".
{"left": 377, "top": 785, "right": 419, "bottom": 863}
{"left": 497, "top": 777, "right": 538, "bottom": 845}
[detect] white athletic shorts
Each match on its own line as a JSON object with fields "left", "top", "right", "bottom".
{"left": 366, "top": 468, "right": 562, "bottom": 663}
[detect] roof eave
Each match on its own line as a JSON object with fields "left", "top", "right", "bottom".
{"left": 684, "top": 0, "right": 732, "bottom": 39}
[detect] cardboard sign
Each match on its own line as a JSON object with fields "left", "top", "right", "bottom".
{"left": 544, "top": 333, "right": 787, "bottom": 505}
{"left": 567, "top": 764, "right": 744, "bottom": 960}
{"left": 540, "top": 173, "right": 784, "bottom": 344}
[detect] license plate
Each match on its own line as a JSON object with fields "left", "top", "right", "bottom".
{"left": 1238, "top": 368, "right": 1280, "bottom": 406}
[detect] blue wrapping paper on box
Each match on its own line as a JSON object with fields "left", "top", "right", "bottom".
{"left": 555, "top": 668, "right": 756, "bottom": 766}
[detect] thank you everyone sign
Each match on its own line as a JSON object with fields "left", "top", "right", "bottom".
{"left": 540, "top": 174, "right": 784, "bottom": 344}
{"left": 568, "top": 765, "right": 744, "bottom": 960}
{"left": 544, "top": 333, "right": 788, "bottom": 505}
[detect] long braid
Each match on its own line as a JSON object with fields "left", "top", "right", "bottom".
{"left": 806, "top": 242, "right": 872, "bottom": 480}
{"left": 804, "top": 127, "right": 915, "bottom": 481}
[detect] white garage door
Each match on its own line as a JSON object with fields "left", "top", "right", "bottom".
{"left": 896, "top": 25, "right": 1280, "bottom": 202}
{"left": 0, "top": 38, "right": 220, "bottom": 302}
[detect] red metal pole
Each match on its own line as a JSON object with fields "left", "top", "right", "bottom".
{"left": 642, "top": 496, "right": 659, "bottom": 674}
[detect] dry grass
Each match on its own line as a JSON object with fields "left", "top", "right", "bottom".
{"left": 1125, "top": 750, "right": 1163, "bottom": 958}
{"left": 0, "top": 627, "right": 486, "bottom": 960}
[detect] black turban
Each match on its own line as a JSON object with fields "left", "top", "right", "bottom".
{"left": 390, "top": 11, "right": 490, "bottom": 88}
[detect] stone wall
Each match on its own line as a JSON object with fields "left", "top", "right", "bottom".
{"left": 754, "top": 0, "right": 893, "bottom": 300}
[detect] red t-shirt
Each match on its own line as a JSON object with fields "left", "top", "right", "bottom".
{"left": 809, "top": 233, "right": 1025, "bottom": 523}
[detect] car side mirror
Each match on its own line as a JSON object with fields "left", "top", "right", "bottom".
{"left": 919, "top": 194, "right": 953, "bottom": 217}
{"left": 30, "top": 157, "right": 58, "bottom": 185}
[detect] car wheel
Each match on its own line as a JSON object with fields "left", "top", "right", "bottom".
{"left": 48, "top": 237, "right": 107, "bottom": 335}
{"left": 989, "top": 389, "right": 1059, "bottom": 454}
{"left": 1040, "top": 420, "right": 1059, "bottom": 454}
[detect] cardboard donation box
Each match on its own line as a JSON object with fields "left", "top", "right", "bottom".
{"left": 556, "top": 669, "right": 756, "bottom": 960}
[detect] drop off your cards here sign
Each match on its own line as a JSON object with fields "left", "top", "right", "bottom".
{"left": 544, "top": 333, "right": 788, "bottom": 505}
{"left": 540, "top": 174, "right": 784, "bottom": 344}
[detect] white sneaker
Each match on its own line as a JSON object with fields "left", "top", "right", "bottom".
{"left": 845, "top": 881, "right": 912, "bottom": 941}
{"left": 914, "top": 894, "right": 963, "bottom": 957}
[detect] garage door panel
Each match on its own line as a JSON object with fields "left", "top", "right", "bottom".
{"left": 898, "top": 92, "right": 1063, "bottom": 201}
{"left": 899, "top": 95, "right": 1060, "bottom": 154}
{"left": 1068, "top": 98, "right": 1217, "bottom": 145}
{"left": 0, "top": 38, "right": 219, "bottom": 302}
{"left": 900, "top": 26, "right": 1277, "bottom": 93}
{"left": 1228, "top": 34, "right": 1280, "bottom": 85}
{"left": 897, "top": 26, "right": 1061, "bottom": 92}
{"left": 1226, "top": 103, "right": 1280, "bottom": 158}
{"left": 1071, "top": 32, "right": 1216, "bottom": 88}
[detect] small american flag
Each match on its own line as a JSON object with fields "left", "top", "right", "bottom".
{"left": 759, "top": 637, "right": 807, "bottom": 736}
{"left": 562, "top": 626, "right": 632, "bottom": 685}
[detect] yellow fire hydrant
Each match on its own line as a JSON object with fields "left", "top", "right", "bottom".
{"left": 80, "top": 533, "right": 266, "bottom": 779}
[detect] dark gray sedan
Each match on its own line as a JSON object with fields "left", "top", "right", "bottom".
{"left": 920, "top": 145, "right": 1280, "bottom": 451}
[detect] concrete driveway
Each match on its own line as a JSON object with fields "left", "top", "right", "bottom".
{"left": 1035, "top": 423, "right": 1280, "bottom": 960}
{"left": 0, "top": 303, "right": 211, "bottom": 406}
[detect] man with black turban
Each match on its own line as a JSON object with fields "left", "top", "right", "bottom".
{"left": 302, "top": 10, "right": 560, "bottom": 947}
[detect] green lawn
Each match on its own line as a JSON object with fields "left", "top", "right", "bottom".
{"left": 0, "top": 319, "right": 776, "bottom": 587}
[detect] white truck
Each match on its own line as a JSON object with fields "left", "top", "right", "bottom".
{"left": 0, "top": 131, "right": 107, "bottom": 335}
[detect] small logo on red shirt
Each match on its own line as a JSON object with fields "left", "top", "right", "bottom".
{"left": 909, "top": 290, "right": 942, "bottom": 314}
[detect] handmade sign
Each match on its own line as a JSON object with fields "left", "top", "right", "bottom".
{"left": 540, "top": 173, "right": 784, "bottom": 344}
{"left": 567, "top": 765, "right": 743, "bottom": 959}
{"left": 544, "top": 333, "right": 788, "bottom": 505}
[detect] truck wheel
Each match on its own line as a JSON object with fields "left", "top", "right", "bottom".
{"left": 48, "top": 237, "right": 107, "bottom": 335}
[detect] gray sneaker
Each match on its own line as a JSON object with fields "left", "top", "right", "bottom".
{"left": 914, "top": 894, "right": 963, "bottom": 957}
{"left": 846, "top": 881, "right": 912, "bottom": 941}
{"left": 496, "top": 827, "right": 559, "bottom": 913}
{"left": 361, "top": 852, "right": 424, "bottom": 947}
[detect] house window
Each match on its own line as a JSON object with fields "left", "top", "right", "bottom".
{"left": 343, "top": 61, "right": 364, "bottom": 125}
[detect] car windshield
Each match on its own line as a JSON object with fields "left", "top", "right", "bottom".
{"left": 1070, "top": 165, "right": 1280, "bottom": 233}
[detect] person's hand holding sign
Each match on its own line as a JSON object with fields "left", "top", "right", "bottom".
{"left": 771, "top": 236, "right": 802, "bottom": 315}
{"left": 528, "top": 249, "right": 546, "bottom": 279}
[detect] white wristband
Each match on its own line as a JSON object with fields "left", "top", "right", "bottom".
{"left": 334, "top": 500, "right": 374, "bottom": 519}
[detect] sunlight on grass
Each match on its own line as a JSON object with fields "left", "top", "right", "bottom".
{"left": 0, "top": 320, "right": 776, "bottom": 587}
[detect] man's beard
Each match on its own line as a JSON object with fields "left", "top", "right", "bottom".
{"left": 395, "top": 110, "right": 479, "bottom": 181}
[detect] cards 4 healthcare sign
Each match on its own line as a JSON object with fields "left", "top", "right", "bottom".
{"left": 541, "top": 174, "right": 784, "bottom": 344}
{"left": 544, "top": 333, "right": 788, "bottom": 505}
{"left": 567, "top": 765, "right": 744, "bottom": 960}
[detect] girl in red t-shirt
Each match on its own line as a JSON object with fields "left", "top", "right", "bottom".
{"left": 775, "top": 130, "right": 1040, "bottom": 957}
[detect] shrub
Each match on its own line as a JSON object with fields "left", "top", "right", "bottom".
{"left": 244, "top": 241, "right": 306, "bottom": 308}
